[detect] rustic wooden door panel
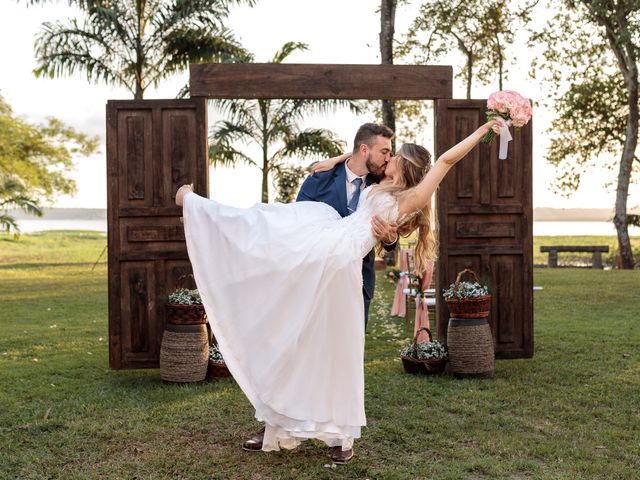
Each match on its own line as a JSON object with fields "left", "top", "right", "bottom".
{"left": 489, "top": 255, "right": 525, "bottom": 351}
{"left": 120, "top": 217, "right": 186, "bottom": 254}
{"left": 162, "top": 109, "right": 199, "bottom": 205}
{"left": 118, "top": 110, "right": 154, "bottom": 207}
{"left": 436, "top": 99, "right": 533, "bottom": 359}
{"left": 448, "top": 214, "right": 522, "bottom": 246}
{"left": 108, "top": 99, "right": 208, "bottom": 369}
{"left": 119, "top": 261, "right": 158, "bottom": 366}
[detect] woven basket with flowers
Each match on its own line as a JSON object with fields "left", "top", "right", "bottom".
{"left": 207, "top": 343, "right": 231, "bottom": 379}
{"left": 165, "top": 287, "right": 207, "bottom": 325}
{"left": 443, "top": 269, "right": 491, "bottom": 319}
{"left": 400, "top": 327, "right": 447, "bottom": 375}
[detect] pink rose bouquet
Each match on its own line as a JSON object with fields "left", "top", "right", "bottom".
{"left": 481, "top": 90, "right": 532, "bottom": 159}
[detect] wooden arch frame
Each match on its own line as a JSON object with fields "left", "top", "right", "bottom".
{"left": 189, "top": 63, "right": 453, "bottom": 100}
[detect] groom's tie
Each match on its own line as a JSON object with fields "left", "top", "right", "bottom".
{"left": 347, "top": 177, "right": 363, "bottom": 214}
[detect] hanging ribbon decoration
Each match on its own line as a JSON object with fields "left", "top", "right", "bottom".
{"left": 497, "top": 117, "right": 512, "bottom": 160}
{"left": 413, "top": 295, "right": 430, "bottom": 342}
{"left": 413, "top": 260, "right": 434, "bottom": 343}
{"left": 391, "top": 249, "right": 412, "bottom": 317}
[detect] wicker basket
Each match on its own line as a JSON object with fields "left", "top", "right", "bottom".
{"left": 165, "top": 303, "right": 207, "bottom": 325}
{"left": 159, "top": 324, "right": 209, "bottom": 383}
{"left": 401, "top": 327, "right": 447, "bottom": 375}
{"left": 444, "top": 269, "right": 491, "bottom": 319}
{"left": 207, "top": 360, "right": 232, "bottom": 380}
{"left": 447, "top": 317, "right": 494, "bottom": 378}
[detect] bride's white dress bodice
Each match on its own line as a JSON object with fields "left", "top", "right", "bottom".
{"left": 336, "top": 186, "right": 399, "bottom": 256}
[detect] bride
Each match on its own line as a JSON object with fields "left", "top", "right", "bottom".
{"left": 176, "top": 119, "right": 501, "bottom": 462}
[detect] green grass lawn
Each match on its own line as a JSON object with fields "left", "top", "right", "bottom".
{"left": 1, "top": 232, "right": 639, "bottom": 479}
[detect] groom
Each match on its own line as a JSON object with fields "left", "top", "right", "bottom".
{"left": 297, "top": 122, "right": 398, "bottom": 327}
{"left": 242, "top": 122, "right": 398, "bottom": 464}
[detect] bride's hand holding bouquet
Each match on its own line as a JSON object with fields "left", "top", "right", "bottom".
{"left": 481, "top": 90, "right": 532, "bottom": 159}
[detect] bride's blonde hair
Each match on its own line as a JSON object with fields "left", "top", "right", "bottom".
{"left": 375, "top": 143, "right": 438, "bottom": 273}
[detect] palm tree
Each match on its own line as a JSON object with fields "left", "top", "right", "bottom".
{"left": 0, "top": 175, "right": 42, "bottom": 236}
{"left": 32, "top": 0, "right": 254, "bottom": 99}
{"left": 209, "top": 42, "right": 365, "bottom": 202}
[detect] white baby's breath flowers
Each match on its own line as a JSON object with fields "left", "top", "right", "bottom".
{"left": 400, "top": 340, "right": 448, "bottom": 360}
{"left": 209, "top": 344, "right": 224, "bottom": 363}
{"left": 168, "top": 288, "right": 202, "bottom": 305}
{"left": 442, "top": 281, "right": 488, "bottom": 300}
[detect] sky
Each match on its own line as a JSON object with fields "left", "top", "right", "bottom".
{"left": 0, "top": 0, "right": 637, "bottom": 210}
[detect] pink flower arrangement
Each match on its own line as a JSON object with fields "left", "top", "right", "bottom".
{"left": 481, "top": 90, "right": 532, "bottom": 145}
{"left": 487, "top": 91, "right": 532, "bottom": 125}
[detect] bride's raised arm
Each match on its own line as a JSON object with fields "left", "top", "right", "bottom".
{"left": 396, "top": 120, "right": 500, "bottom": 216}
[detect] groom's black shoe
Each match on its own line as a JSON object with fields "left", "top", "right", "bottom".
{"left": 242, "top": 426, "right": 265, "bottom": 451}
{"left": 330, "top": 447, "right": 354, "bottom": 464}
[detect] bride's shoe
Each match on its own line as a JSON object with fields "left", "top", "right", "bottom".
{"left": 175, "top": 184, "right": 193, "bottom": 206}
{"left": 330, "top": 446, "right": 354, "bottom": 464}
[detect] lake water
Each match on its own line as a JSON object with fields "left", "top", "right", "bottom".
{"left": 16, "top": 219, "right": 108, "bottom": 234}
{"left": 14, "top": 219, "right": 640, "bottom": 236}
{"left": 533, "top": 221, "right": 639, "bottom": 236}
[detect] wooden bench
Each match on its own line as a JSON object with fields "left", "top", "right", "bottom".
{"left": 540, "top": 245, "right": 609, "bottom": 269}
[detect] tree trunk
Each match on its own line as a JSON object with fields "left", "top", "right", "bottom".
{"left": 261, "top": 135, "right": 269, "bottom": 203}
{"left": 134, "top": 0, "right": 146, "bottom": 100}
{"left": 380, "top": 0, "right": 397, "bottom": 145}
{"left": 261, "top": 165, "right": 269, "bottom": 203}
{"left": 466, "top": 53, "right": 473, "bottom": 99}
{"left": 591, "top": 1, "right": 638, "bottom": 269}
{"left": 261, "top": 141, "right": 269, "bottom": 202}
{"left": 259, "top": 100, "right": 270, "bottom": 202}
{"left": 496, "top": 33, "right": 503, "bottom": 90}
{"left": 614, "top": 68, "right": 637, "bottom": 268}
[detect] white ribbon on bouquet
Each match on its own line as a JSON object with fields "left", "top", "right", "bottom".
{"left": 496, "top": 116, "right": 512, "bottom": 160}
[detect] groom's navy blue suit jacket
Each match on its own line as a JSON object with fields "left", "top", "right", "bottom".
{"left": 296, "top": 163, "right": 378, "bottom": 325}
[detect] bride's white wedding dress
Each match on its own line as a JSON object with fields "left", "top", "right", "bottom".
{"left": 182, "top": 186, "right": 398, "bottom": 451}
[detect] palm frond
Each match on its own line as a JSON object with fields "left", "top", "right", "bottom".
{"left": 208, "top": 120, "right": 259, "bottom": 167}
{"left": 211, "top": 99, "right": 261, "bottom": 133}
{"left": 157, "top": 27, "right": 250, "bottom": 81}
{"left": 271, "top": 41, "right": 309, "bottom": 63}
{"left": 275, "top": 128, "right": 345, "bottom": 162}
{"left": 0, "top": 175, "right": 43, "bottom": 219}
{"left": 10, "top": 197, "right": 43, "bottom": 217}
{"left": 0, "top": 213, "right": 20, "bottom": 236}
{"left": 265, "top": 122, "right": 295, "bottom": 144}
{"left": 176, "top": 83, "right": 190, "bottom": 99}
{"left": 34, "top": 20, "right": 132, "bottom": 90}
{"left": 209, "top": 119, "right": 257, "bottom": 144}
{"left": 208, "top": 143, "right": 256, "bottom": 168}
{"left": 273, "top": 99, "right": 366, "bottom": 127}
{"left": 86, "top": 2, "right": 135, "bottom": 48}
{"left": 18, "top": 0, "right": 101, "bottom": 6}
{"left": 35, "top": 52, "right": 132, "bottom": 93}
{"left": 225, "top": 0, "right": 258, "bottom": 7}
{"left": 150, "top": 0, "right": 231, "bottom": 34}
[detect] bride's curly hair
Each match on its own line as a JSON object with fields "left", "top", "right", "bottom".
{"left": 375, "top": 143, "right": 438, "bottom": 273}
